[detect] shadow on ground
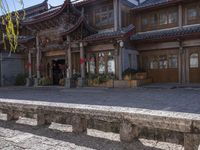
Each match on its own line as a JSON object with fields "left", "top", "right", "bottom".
{"left": 0, "top": 119, "right": 163, "bottom": 150}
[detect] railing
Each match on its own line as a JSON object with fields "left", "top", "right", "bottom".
{"left": 0, "top": 99, "right": 199, "bottom": 150}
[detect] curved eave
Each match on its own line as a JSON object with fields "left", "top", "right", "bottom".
{"left": 61, "top": 16, "right": 97, "bottom": 36}
{"left": 84, "top": 34, "right": 125, "bottom": 42}
{"left": 132, "top": 32, "right": 200, "bottom": 43}
{"left": 19, "top": 37, "right": 35, "bottom": 44}
{"left": 22, "top": 0, "right": 71, "bottom": 25}
{"left": 0, "top": 36, "right": 35, "bottom": 46}
{"left": 84, "top": 25, "right": 135, "bottom": 42}
{"left": 74, "top": 0, "right": 97, "bottom": 7}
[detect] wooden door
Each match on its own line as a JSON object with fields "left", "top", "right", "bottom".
{"left": 141, "top": 50, "right": 179, "bottom": 83}
{"left": 72, "top": 52, "right": 80, "bottom": 74}
{"left": 189, "top": 48, "right": 200, "bottom": 83}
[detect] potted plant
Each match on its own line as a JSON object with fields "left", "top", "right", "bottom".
{"left": 122, "top": 68, "right": 137, "bottom": 80}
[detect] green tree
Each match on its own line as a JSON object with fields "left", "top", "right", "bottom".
{"left": 0, "top": 0, "right": 24, "bottom": 52}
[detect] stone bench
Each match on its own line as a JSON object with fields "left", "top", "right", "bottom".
{"left": 0, "top": 99, "right": 199, "bottom": 150}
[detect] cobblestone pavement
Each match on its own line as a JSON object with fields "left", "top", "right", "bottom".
{"left": 0, "top": 115, "right": 184, "bottom": 150}
{"left": 0, "top": 86, "right": 200, "bottom": 114}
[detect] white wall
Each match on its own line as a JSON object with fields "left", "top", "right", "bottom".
{"left": 0, "top": 52, "right": 25, "bottom": 86}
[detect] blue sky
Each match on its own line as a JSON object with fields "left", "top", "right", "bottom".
{"left": 2, "top": 0, "right": 65, "bottom": 13}
{"left": 2, "top": 0, "right": 145, "bottom": 14}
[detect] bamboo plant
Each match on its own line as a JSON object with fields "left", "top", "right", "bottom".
{"left": 0, "top": 0, "right": 24, "bottom": 52}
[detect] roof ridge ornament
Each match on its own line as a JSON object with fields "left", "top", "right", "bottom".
{"left": 44, "top": 0, "right": 48, "bottom": 4}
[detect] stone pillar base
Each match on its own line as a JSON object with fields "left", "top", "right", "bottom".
{"left": 7, "top": 110, "right": 20, "bottom": 121}
{"left": 72, "top": 115, "right": 87, "bottom": 134}
{"left": 120, "top": 121, "right": 139, "bottom": 143}
{"left": 184, "top": 133, "right": 200, "bottom": 150}
{"left": 26, "top": 78, "right": 33, "bottom": 87}
{"left": 37, "top": 113, "right": 51, "bottom": 126}
{"left": 65, "top": 78, "right": 75, "bottom": 88}
{"left": 34, "top": 78, "right": 40, "bottom": 87}
{"left": 77, "top": 78, "right": 86, "bottom": 87}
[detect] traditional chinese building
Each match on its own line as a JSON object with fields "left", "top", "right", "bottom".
{"left": 1, "top": 0, "right": 200, "bottom": 86}
{"left": 131, "top": 0, "right": 200, "bottom": 83}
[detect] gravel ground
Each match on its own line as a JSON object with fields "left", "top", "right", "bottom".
{"left": 0, "top": 114, "right": 184, "bottom": 150}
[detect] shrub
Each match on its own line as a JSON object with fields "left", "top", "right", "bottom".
{"left": 59, "top": 78, "right": 65, "bottom": 86}
{"left": 38, "top": 77, "right": 53, "bottom": 86}
{"left": 15, "top": 74, "right": 27, "bottom": 86}
{"left": 122, "top": 68, "right": 137, "bottom": 77}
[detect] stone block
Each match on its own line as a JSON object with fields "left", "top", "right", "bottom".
{"left": 72, "top": 115, "right": 87, "bottom": 134}
{"left": 77, "top": 78, "right": 86, "bottom": 87}
{"left": 7, "top": 110, "right": 20, "bottom": 121}
{"left": 34, "top": 78, "right": 39, "bottom": 87}
{"left": 184, "top": 133, "right": 200, "bottom": 150}
{"left": 26, "top": 78, "right": 33, "bottom": 87}
{"left": 120, "top": 121, "right": 139, "bottom": 143}
{"left": 37, "top": 113, "right": 51, "bottom": 126}
{"left": 114, "top": 80, "right": 131, "bottom": 88}
{"left": 65, "top": 78, "right": 76, "bottom": 88}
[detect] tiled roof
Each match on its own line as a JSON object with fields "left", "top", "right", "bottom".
{"left": 84, "top": 24, "right": 134, "bottom": 41}
{"left": 131, "top": 24, "right": 200, "bottom": 41}
{"left": 22, "top": 1, "right": 82, "bottom": 25}
{"left": 0, "top": 36, "right": 34, "bottom": 45}
{"left": 133, "top": 0, "right": 182, "bottom": 10}
{"left": 18, "top": 36, "right": 35, "bottom": 43}
{"left": 140, "top": 0, "right": 167, "bottom": 6}
{"left": 121, "top": 0, "right": 136, "bottom": 8}
{"left": 75, "top": 0, "right": 135, "bottom": 7}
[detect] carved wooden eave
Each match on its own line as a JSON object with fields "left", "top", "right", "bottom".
{"left": 41, "top": 43, "right": 66, "bottom": 52}
{"left": 61, "top": 15, "right": 97, "bottom": 38}
{"left": 84, "top": 24, "right": 135, "bottom": 43}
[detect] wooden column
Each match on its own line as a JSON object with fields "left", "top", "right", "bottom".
{"left": 182, "top": 48, "right": 187, "bottom": 84}
{"left": 185, "top": 49, "right": 190, "bottom": 83}
{"left": 178, "top": 43, "right": 183, "bottom": 83}
{"left": 80, "top": 42, "right": 85, "bottom": 79}
{"left": 28, "top": 51, "right": 32, "bottom": 78}
{"left": 178, "top": 4, "right": 183, "bottom": 27}
{"left": 118, "top": 41, "right": 124, "bottom": 80}
{"left": 67, "top": 36, "right": 72, "bottom": 78}
{"left": 36, "top": 34, "right": 40, "bottom": 79}
{"left": 113, "top": 0, "right": 119, "bottom": 31}
{"left": 179, "top": 41, "right": 187, "bottom": 84}
{"left": 0, "top": 52, "right": 2, "bottom": 87}
{"left": 118, "top": 0, "right": 122, "bottom": 29}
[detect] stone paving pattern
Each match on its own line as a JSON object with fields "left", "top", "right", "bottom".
{"left": 0, "top": 86, "right": 199, "bottom": 113}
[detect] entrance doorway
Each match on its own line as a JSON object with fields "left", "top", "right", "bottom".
{"left": 52, "top": 59, "right": 65, "bottom": 85}
{"left": 189, "top": 49, "right": 200, "bottom": 83}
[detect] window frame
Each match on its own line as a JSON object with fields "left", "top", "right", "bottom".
{"left": 141, "top": 7, "right": 178, "bottom": 31}
{"left": 186, "top": 3, "right": 200, "bottom": 25}
{"left": 94, "top": 4, "right": 114, "bottom": 28}
{"left": 190, "top": 53, "right": 199, "bottom": 69}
